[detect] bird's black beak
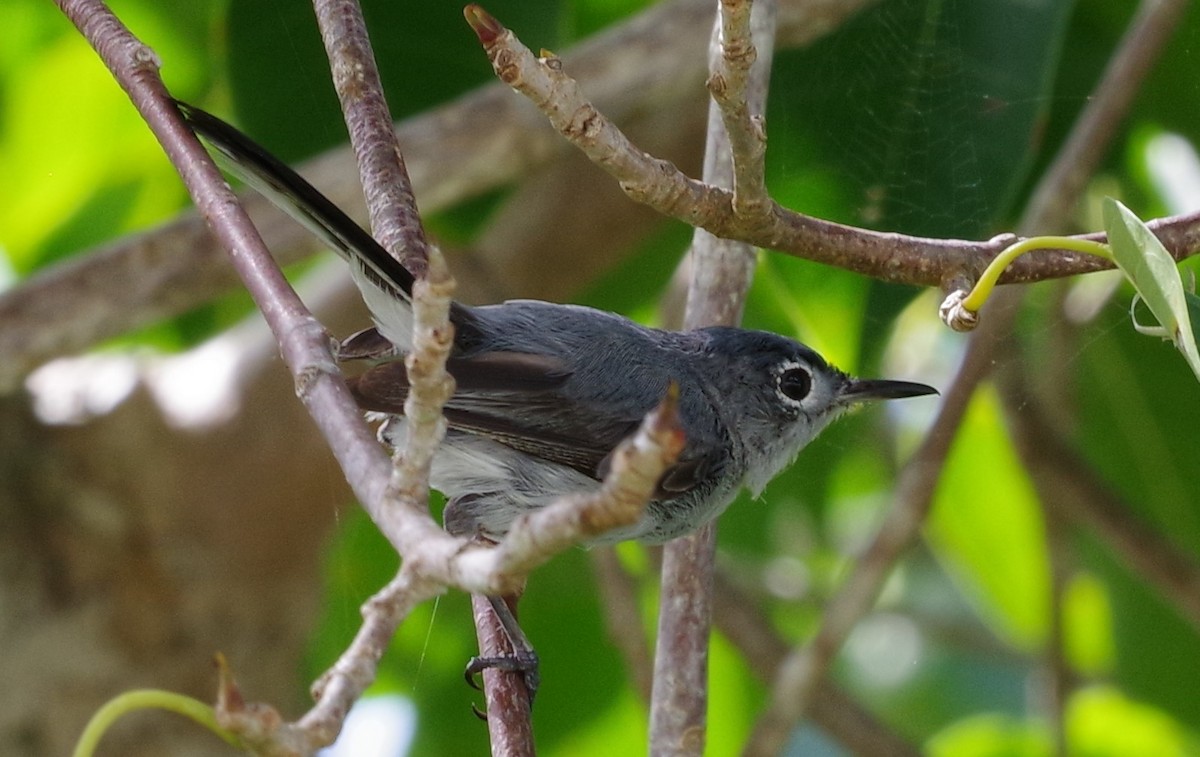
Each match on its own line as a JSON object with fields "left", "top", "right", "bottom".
{"left": 839, "top": 377, "right": 939, "bottom": 403}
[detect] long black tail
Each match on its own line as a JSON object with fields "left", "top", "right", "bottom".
{"left": 176, "top": 100, "right": 417, "bottom": 312}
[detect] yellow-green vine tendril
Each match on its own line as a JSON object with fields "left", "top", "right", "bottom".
{"left": 73, "top": 689, "right": 243, "bottom": 757}
{"left": 941, "top": 236, "right": 1116, "bottom": 331}
{"left": 961, "top": 236, "right": 1113, "bottom": 312}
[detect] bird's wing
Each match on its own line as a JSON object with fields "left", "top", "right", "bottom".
{"left": 349, "top": 350, "right": 721, "bottom": 491}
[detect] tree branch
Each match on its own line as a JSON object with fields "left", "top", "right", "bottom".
{"left": 467, "top": 5, "right": 1200, "bottom": 292}
{"left": 313, "top": 0, "right": 431, "bottom": 275}
{"left": 648, "top": 2, "right": 776, "bottom": 754}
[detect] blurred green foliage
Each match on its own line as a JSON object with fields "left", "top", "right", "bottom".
{"left": 8, "top": 0, "right": 1200, "bottom": 754}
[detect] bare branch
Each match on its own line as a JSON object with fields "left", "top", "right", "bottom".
{"left": 387, "top": 243, "right": 457, "bottom": 539}
{"left": 709, "top": 0, "right": 774, "bottom": 216}
{"left": 313, "top": 0, "right": 430, "bottom": 275}
{"left": 466, "top": 6, "right": 1200, "bottom": 290}
{"left": 295, "top": 569, "right": 440, "bottom": 747}
{"left": 51, "top": 0, "right": 405, "bottom": 541}
{"left": 471, "top": 593, "right": 536, "bottom": 755}
{"left": 650, "top": 524, "right": 715, "bottom": 756}
{"left": 650, "top": 3, "right": 777, "bottom": 754}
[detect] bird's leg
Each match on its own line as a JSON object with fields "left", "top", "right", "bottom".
{"left": 466, "top": 593, "right": 540, "bottom": 705}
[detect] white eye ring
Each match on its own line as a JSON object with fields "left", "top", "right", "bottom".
{"left": 777, "top": 361, "right": 812, "bottom": 404}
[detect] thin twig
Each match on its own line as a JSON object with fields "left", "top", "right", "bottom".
{"left": 386, "top": 245, "right": 456, "bottom": 527}
{"left": 296, "top": 569, "right": 440, "bottom": 747}
{"left": 650, "top": 3, "right": 777, "bottom": 755}
{"left": 741, "top": 0, "right": 1186, "bottom": 749}
{"left": 710, "top": 0, "right": 773, "bottom": 217}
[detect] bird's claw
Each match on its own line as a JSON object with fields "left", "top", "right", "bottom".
{"left": 463, "top": 650, "right": 541, "bottom": 705}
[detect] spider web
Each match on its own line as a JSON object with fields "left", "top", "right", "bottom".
{"left": 767, "top": 0, "right": 1077, "bottom": 240}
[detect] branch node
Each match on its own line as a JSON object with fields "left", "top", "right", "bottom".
{"left": 939, "top": 289, "right": 978, "bottom": 332}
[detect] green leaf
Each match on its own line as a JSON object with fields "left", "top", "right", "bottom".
{"left": 1068, "top": 686, "right": 1200, "bottom": 756}
{"left": 927, "top": 385, "right": 1049, "bottom": 648}
{"left": 926, "top": 713, "right": 1050, "bottom": 757}
{"left": 1187, "top": 290, "right": 1200, "bottom": 337}
{"left": 225, "top": 0, "right": 565, "bottom": 162}
{"left": 1102, "top": 197, "right": 1200, "bottom": 382}
{"left": 1062, "top": 572, "right": 1116, "bottom": 675}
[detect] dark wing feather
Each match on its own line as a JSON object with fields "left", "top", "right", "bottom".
{"left": 350, "top": 348, "right": 724, "bottom": 493}
{"left": 442, "top": 406, "right": 628, "bottom": 475}
{"left": 349, "top": 350, "right": 574, "bottom": 410}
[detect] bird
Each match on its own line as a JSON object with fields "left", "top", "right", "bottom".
{"left": 176, "top": 101, "right": 938, "bottom": 546}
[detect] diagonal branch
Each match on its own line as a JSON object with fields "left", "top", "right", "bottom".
{"left": 52, "top": 0, "right": 401, "bottom": 538}
{"left": 996, "top": 359, "right": 1200, "bottom": 633}
{"left": 710, "top": 569, "right": 920, "bottom": 757}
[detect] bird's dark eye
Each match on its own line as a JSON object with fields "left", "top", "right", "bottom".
{"left": 779, "top": 368, "right": 812, "bottom": 402}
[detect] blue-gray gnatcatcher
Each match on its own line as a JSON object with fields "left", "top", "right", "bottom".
{"left": 179, "top": 103, "right": 937, "bottom": 545}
